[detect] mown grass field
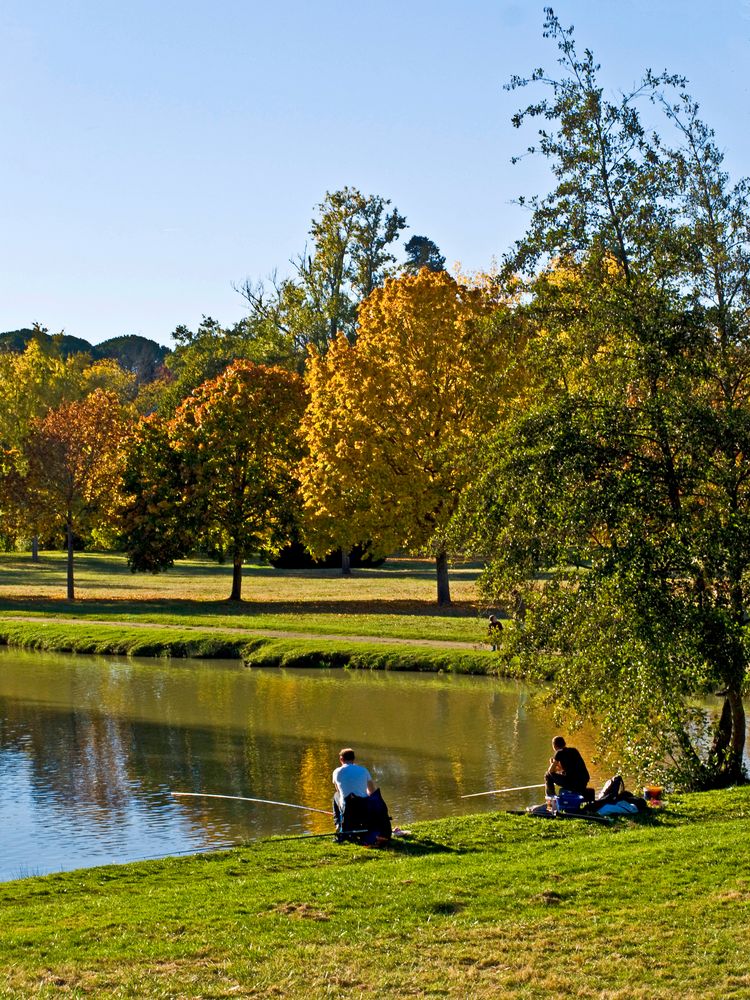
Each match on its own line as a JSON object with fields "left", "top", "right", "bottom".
{"left": 1, "top": 789, "right": 748, "bottom": 998}
{"left": 0, "top": 552, "right": 498, "bottom": 670}
{"left": 0, "top": 551, "right": 482, "bottom": 609}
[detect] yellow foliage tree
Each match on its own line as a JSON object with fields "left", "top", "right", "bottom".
{"left": 299, "top": 269, "right": 517, "bottom": 604}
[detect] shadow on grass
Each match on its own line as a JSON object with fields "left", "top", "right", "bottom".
{"left": 0, "top": 595, "right": 483, "bottom": 620}
{"left": 0, "top": 554, "right": 483, "bottom": 586}
{"left": 387, "top": 836, "right": 460, "bottom": 856}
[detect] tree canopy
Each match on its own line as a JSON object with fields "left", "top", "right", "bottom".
{"left": 403, "top": 236, "right": 446, "bottom": 274}
{"left": 457, "top": 9, "right": 750, "bottom": 786}
{"left": 121, "top": 360, "right": 306, "bottom": 601}
{"left": 238, "top": 187, "right": 407, "bottom": 366}
{"left": 11, "top": 390, "right": 126, "bottom": 597}
{"left": 300, "top": 269, "right": 515, "bottom": 605}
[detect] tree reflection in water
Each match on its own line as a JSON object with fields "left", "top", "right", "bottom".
{"left": 0, "top": 648, "right": 599, "bottom": 881}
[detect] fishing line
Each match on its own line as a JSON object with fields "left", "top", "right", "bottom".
{"left": 172, "top": 791, "right": 333, "bottom": 815}
{"left": 460, "top": 783, "right": 545, "bottom": 799}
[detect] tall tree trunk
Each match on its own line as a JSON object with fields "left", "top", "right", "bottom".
{"left": 31, "top": 535, "right": 39, "bottom": 563}
{"left": 710, "top": 688, "right": 746, "bottom": 783}
{"left": 727, "top": 689, "right": 746, "bottom": 781}
{"left": 436, "top": 551, "right": 451, "bottom": 607}
{"left": 66, "top": 521, "right": 75, "bottom": 601}
{"left": 229, "top": 552, "right": 243, "bottom": 602}
{"left": 341, "top": 548, "right": 351, "bottom": 577}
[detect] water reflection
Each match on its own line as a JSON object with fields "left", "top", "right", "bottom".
{"left": 0, "top": 648, "right": 605, "bottom": 881}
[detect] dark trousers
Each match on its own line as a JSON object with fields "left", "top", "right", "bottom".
{"left": 545, "top": 771, "right": 588, "bottom": 797}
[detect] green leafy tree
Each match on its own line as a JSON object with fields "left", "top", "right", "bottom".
{"left": 118, "top": 415, "right": 193, "bottom": 573}
{"left": 161, "top": 316, "right": 292, "bottom": 415}
{"left": 238, "top": 187, "right": 407, "bottom": 363}
{"left": 460, "top": 10, "right": 750, "bottom": 786}
{"left": 403, "top": 236, "right": 446, "bottom": 274}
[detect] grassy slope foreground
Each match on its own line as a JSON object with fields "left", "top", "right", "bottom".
{"left": 1, "top": 790, "right": 749, "bottom": 999}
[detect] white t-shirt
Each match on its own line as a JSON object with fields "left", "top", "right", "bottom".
{"left": 332, "top": 762, "right": 372, "bottom": 807}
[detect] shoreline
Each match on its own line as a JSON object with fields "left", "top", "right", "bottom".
{"left": 0, "top": 615, "right": 499, "bottom": 674}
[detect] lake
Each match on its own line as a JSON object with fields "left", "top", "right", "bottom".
{"left": 0, "top": 646, "right": 604, "bottom": 882}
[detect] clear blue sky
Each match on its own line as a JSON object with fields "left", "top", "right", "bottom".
{"left": 2, "top": 1, "right": 749, "bottom": 347}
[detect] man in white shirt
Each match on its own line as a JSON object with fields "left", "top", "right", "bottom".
{"left": 332, "top": 747, "right": 376, "bottom": 831}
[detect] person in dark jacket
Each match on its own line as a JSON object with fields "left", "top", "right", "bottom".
{"left": 544, "top": 735, "right": 590, "bottom": 797}
{"left": 487, "top": 615, "right": 503, "bottom": 649}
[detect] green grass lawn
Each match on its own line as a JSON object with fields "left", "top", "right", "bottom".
{"left": 0, "top": 550, "right": 497, "bottom": 670}
{"left": 0, "top": 551, "right": 491, "bottom": 643}
{"left": 1, "top": 789, "right": 748, "bottom": 998}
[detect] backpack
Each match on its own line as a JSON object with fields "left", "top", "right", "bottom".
{"left": 594, "top": 776, "right": 649, "bottom": 815}
{"left": 598, "top": 775, "right": 625, "bottom": 800}
{"left": 338, "top": 788, "right": 392, "bottom": 845}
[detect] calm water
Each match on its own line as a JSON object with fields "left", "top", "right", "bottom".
{"left": 0, "top": 647, "right": 602, "bottom": 881}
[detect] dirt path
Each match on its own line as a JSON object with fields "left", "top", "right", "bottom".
{"left": 0, "top": 615, "right": 487, "bottom": 651}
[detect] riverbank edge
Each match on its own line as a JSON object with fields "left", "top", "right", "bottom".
{"left": 1, "top": 788, "right": 749, "bottom": 998}
{"left": 0, "top": 618, "right": 500, "bottom": 674}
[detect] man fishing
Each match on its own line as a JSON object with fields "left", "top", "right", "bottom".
{"left": 332, "top": 747, "right": 391, "bottom": 844}
{"left": 544, "top": 735, "right": 590, "bottom": 800}
{"left": 332, "top": 747, "right": 376, "bottom": 828}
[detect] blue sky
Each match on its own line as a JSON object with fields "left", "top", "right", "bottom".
{"left": 2, "top": 1, "right": 749, "bottom": 347}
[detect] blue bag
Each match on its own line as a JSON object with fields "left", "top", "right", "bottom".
{"left": 556, "top": 789, "right": 585, "bottom": 813}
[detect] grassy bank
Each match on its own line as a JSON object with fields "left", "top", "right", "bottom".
{"left": 0, "top": 551, "right": 482, "bottom": 612}
{"left": 0, "top": 619, "right": 496, "bottom": 673}
{"left": 1, "top": 789, "right": 748, "bottom": 998}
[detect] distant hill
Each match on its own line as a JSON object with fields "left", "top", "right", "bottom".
{"left": 0, "top": 328, "right": 92, "bottom": 357}
{"left": 0, "top": 329, "right": 170, "bottom": 382}
{"left": 93, "top": 335, "right": 170, "bottom": 382}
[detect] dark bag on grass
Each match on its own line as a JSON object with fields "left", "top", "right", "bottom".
{"left": 339, "top": 789, "right": 392, "bottom": 845}
{"left": 599, "top": 775, "right": 625, "bottom": 800}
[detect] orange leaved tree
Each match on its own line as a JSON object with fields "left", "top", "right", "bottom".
{"left": 18, "top": 389, "right": 127, "bottom": 599}
{"left": 170, "top": 361, "right": 307, "bottom": 600}
{"left": 299, "top": 269, "right": 517, "bottom": 605}
{"left": 120, "top": 361, "right": 307, "bottom": 601}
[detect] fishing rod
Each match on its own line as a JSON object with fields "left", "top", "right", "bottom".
{"left": 268, "top": 829, "right": 368, "bottom": 843}
{"left": 171, "top": 791, "right": 334, "bottom": 816}
{"left": 460, "top": 783, "right": 545, "bottom": 799}
{"left": 123, "top": 828, "right": 369, "bottom": 866}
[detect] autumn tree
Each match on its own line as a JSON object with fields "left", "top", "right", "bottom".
{"left": 121, "top": 361, "right": 306, "bottom": 601}
{"left": 300, "top": 269, "right": 515, "bottom": 605}
{"left": 13, "top": 390, "right": 126, "bottom": 598}
{"left": 0, "top": 338, "right": 84, "bottom": 452}
{"left": 0, "top": 338, "right": 120, "bottom": 557}
{"left": 460, "top": 10, "right": 750, "bottom": 786}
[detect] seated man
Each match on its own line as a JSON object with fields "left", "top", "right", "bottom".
{"left": 332, "top": 747, "right": 376, "bottom": 832}
{"left": 545, "top": 735, "right": 590, "bottom": 799}
{"left": 332, "top": 747, "right": 391, "bottom": 844}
